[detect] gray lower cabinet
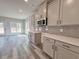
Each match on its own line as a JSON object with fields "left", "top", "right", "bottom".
{"left": 43, "top": 37, "right": 55, "bottom": 58}
{"left": 29, "top": 32, "right": 41, "bottom": 45}
{"left": 55, "top": 41, "right": 79, "bottom": 59}
{"left": 43, "top": 36, "right": 79, "bottom": 59}
{"left": 60, "top": 0, "right": 79, "bottom": 25}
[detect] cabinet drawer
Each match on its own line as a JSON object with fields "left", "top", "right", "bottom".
{"left": 56, "top": 41, "right": 79, "bottom": 54}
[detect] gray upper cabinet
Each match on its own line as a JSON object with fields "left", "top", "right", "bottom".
{"left": 61, "top": 0, "right": 79, "bottom": 25}
{"left": 35, "top": 2, "right": 46, "bottom": 20}
{"left": 35, "top": 0, "right": 79, "bottom": 26}
{"left": 41, "top": 2, "right": 46, "bottom": 18}
{"left": 48, "top": 0, "right": 60, "bottom": 26}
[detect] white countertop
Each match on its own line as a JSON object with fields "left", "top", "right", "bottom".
{"left": 28, "top": 31, "right": 41, "bottom": 33}
{"left": 42, "top": 33, "right": 79, "bottom": 47}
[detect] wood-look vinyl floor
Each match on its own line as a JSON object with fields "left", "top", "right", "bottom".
{"left": 0, "top": 36, "right": 50, "bottom": 59}
{"left": 0, "top": 36, "right": 34, "bottom": 59}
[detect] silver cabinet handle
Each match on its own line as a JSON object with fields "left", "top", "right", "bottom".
{"left": 45, "top": 38, "right": 49, "bottom": 41}
{"left": 52, "top": 45, "right": 58, "bottom": 51}
{"left": 57, "top": 20, "right": 59, "bottom": 24}
{"left": 57, "top": 20, "right": 61, "bottom": 24}
{"left": 55, "top": 46, "right": 58, "bottom": 51}
{"left": 52, "top": 45, "right": 55, "bottom": 49}
{"left": 62, "top": 44, "right": 70, "bottom": 48}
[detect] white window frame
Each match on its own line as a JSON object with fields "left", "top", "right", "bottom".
{"left": 0, "top": 23, "right": 4, "bottom": 34}
{"left": 10, "top": 22, "right": 22, "bottom": 33}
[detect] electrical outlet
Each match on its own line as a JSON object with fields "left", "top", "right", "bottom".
{"left": 59, "top": 28, "right": 64, "bottom": 32}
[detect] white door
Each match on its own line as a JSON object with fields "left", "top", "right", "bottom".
{"left": 43, "top": 37, "right": 54, "bottom": 58}
{"left": 55, "top": 46, "right": 79, "bottom": 59}
{"left": 48, "top": 0, "right": 60, "bottom": 26}
{"left": 61, "top": 0, "right": 79, "bottom": 25}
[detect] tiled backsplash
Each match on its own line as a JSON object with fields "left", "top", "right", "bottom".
{"left": 42, "top": 25, "right": 79, "bottom": 38}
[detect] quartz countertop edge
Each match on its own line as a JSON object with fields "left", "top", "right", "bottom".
{"left": 42, "top": 33, "right": 79, "bottom": 47}
{"left": 28, "top": 31, "right": 41, "bottom": 33}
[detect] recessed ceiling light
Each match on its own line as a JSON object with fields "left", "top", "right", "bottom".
{"left": 19, "top": 9, "right": 23, "bottom": 13}
{"left": 24, "top": 0, "right": 28, "bottom": 2}
{"left": 66, "top": 0, "right": 73, "bottom": 5}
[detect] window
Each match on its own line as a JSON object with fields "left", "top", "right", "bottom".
{"left": 16, "top": 23, "right": 22, "bottom": 32}
{"left": 0, "top": 23, "right": 4, "bottom": 34}
{"left": 11, "top": 23, "right": 17, "bottom": 33}
{"left": 10, "top": 22, "right": 22, "bottom": 33}
{"left": 25, "top": 22, "right": 29, "bottom": 32}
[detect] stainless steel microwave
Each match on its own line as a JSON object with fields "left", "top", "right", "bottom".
{"left": 37, "top": 18, "right": 48, "bottom": 26}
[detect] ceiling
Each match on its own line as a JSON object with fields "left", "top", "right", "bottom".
{"left": 0, "top": 0, "right": 44, "bottom": 19}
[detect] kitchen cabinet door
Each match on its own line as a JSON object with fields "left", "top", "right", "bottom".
{"left": 55, "top": 45, "right": 79, "bottom": 59}
{"left": 40, "top": 2, "right": 46, "bottom": 18}
{"left": 48, "top": 0, "right": 60, "bottom": 26}
{"left": 29, "top": 32, "right": 34, "bottom": 43}
{"left": 43, "top": 37, "right": 55, "bottom": 58}
{"left": 36, "top": 2, "right": 46, "bottom": 19}
{"left": 61, "top": 0, "right": 79, "bottom": 25}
